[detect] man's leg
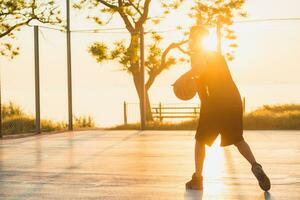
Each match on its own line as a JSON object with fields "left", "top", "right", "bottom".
{"left": 195, "top": 140, "right": 206, "bottom": 177}
{"left": 186, "top": 140, "right": 206, "bottom": 190}
{"left": 234, "top": 139, "right": 271, "bottom": 191}
{"left": 234, "top": 140, "right": 257, "bottom": 165}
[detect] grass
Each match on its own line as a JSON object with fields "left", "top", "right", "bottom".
{"left": 2, "top": 102, "right": 299, "bottom": 134}
{"left": 109, "top": 120, "right": 198, "bottom": 130}
{"left": 1, "top": 102, "right": 95, "bottom": 135}
{"left": 243, "top": 104, "right": 300, "bottom": 130}
{"left": 110, "top": 104, "right": 300, "bottom": 130}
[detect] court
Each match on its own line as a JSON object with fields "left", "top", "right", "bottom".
{"left": 0, "top": 130, "right": 299, "bottom": 199}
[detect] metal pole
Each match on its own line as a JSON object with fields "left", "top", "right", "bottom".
{"left": 159, "top": 102, "right": 162, "bottom": 122}
{"left": 217, "top": 18, "right": 222, "bottom": 54}
{"left": 123, "top": 101, "right": 127, "bottom": 125}
{"left": 0, "top": 65, "right": 2, "bottom": 138}
{"left": 66, "top": 0, "right": 73, "bottom": 131}
{"left": 34, "top": 26, "right": 41, "bottom": 134}
{"left": 243, "top": 97, "right": 246, "bottom": 115}
{"left": 139, "top": 26, "right": 146, "bottom": 130}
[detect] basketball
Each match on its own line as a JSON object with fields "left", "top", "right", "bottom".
{"left": 173, "top": 71, "right": 197, "bottom": 101}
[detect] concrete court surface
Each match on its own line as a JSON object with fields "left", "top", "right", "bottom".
{"left": 0, "top": 130, "right": 299, "bottom": 200}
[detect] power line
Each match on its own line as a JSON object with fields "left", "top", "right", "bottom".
{"left": 71, "top": 30, "right": 167, "bottom": 34}
{"left": 235, "top": 17, "right": 300, "bottom": 23}
{"left": 29, "top": 24, "right": 65, "bottom": 32}
{"left": 148, "top": 17, "right": 300, "bottom": 33}
{"left": 33, "top": 17, "right": 300, "bottom": 34}
{"left": 71, "top": 27, "right": 127, "bottom": 32}
{"left": 71, "top": 30, "right": 130, "bottom": 34}
{"left": 71, "top": 17, "right": 300, "bottom": 34}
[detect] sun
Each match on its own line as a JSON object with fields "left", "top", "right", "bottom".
{"left": 202, "top": 30, "right": 218, "bottom": 51}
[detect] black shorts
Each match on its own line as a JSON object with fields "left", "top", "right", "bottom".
{"left": 195, "top": 107, "right": 244, "bottom": 147}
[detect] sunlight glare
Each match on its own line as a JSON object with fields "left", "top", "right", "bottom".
{"left": 202, "top": 32, "right": 218, "bottom": 51}
{"left": 202, "top": 136, "right": 226, "bottom": 196}
{"left": 203, "top": 136, "right": 224, "bottom": 177}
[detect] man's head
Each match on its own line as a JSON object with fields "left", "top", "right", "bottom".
{"left": 189, "top": 25, "right": 209, "bottom": 52}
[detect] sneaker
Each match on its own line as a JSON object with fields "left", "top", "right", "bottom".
{"left": 185, "top": 173, "right": 203, "bottom": 190}
{"left": 251, "top": 163, "right": 271, "bottom": 191}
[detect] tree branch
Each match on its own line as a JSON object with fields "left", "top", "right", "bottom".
{"left": 177, "top": 45, "right": 190, "bottom": 55}
{"left": 145, "top": 40, "right": 188, "bottom": 90}
{"left": 0, "top": 12, "right": 11, "bottom": 16}
{"left": 118, "top": 0, "right": 135, "bottom": 32}
{"left": 0, "top": 18, "right": 33, "bottom": 38}
{"left": 95, "top": 0, "right": 134, "bottom": 32}
{"left": 136, "top": 0, "right": 151, "bottom": 27}
{"left": 119, "top": 12, "right": 135, "bottom": 33}
{"left": 118, "top": 0, "right": 123, "bottom": 6}
{"left": 127, "top": 1, "right": 142, "bottom": 16}
{"left": 96, "top": 0, "right": 118, "bottom": 9}
{"left": 145, "top": 74, "right": 155, "bottom": 90}
{"left": 161, "top": 40, "right": 188, "bottom": 67}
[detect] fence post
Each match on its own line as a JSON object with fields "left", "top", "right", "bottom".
{"left": 243, "top": 97, "right": 246, "bottom": 115}
{"left": 34, "top": 26, "right": 41, "bottom": 134}
{"left": 123, "top": 101, "right": 127, "bottom": 125}
{"left": 159, "top": 102, "right": 162, "bottom": 122}
{"left": 193, "top": 107, "right": 197, "bottom": 117}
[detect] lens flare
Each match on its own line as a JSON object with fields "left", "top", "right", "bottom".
{"left": 203, "top": 136, "right": 224, "bottom": 177}
{"left": 202, "top": 32, "right": 218, "bottom": 51}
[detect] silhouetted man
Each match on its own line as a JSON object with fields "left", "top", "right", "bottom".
{"left": 185, "top": 26, "right": 271, "bottom": 191}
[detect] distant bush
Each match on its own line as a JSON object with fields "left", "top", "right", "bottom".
{"left": 243, "top": 104, "right": 300, "bottom": 130}
{"left": 74, "top": 116, "right": 95, "bottom": 128}
{"left": 2, "top": 102, "right": 25, "bottom": 119}
{"left": 111, "top": 104, "right": 300, "bottom": 130}
{"left": 1, "top": 102, "right": 95, "bottom": 135}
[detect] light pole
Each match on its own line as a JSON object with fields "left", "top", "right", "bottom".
{"left": 0, "top": 65, "right": 2, "bottom": 138}
{"left": 139, "top": 26, "right": 146, "bottom": 130}
{"left": 34, "top": 26, "right": 41, "bottom": 134}
{"left": 66, "top": 0, "right": 73, "bottom": 131}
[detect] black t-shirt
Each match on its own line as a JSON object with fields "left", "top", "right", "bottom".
{"left": 191, "top": 51, "right": 242, "bottom": 110}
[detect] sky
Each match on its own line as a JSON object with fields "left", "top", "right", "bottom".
{"left": 0, "top": 0, "right": 300, "bottom": 126}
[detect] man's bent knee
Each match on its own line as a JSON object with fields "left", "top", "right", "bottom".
{"left": 233, "top": 139, "right": 246, "bottom": 148}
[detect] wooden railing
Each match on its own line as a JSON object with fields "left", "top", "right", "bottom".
{"left": 123, "top": 102, "right": 201, "bottom": 125}
{"left": 151, "top": 103, "right": 200, "bottom": 122}
{"left": 123, "top": 97, "right": 246, "bottom": 125}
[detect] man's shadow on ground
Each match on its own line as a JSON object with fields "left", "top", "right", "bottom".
{"left": 184, "top": 190, "right": 273, "bottom": 200}
{"left": 262, "top": 192, "right": 274, "bottom": 200}
{"left": 184, "top": 190, "right": 203, "bottom": 200}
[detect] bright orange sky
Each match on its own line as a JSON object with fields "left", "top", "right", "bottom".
{"left": 1, "top": 0, "right": 300, "bottom": 126}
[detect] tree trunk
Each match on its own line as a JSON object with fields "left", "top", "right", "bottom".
{"left": 145, "top": 90, "right": 153, "bottom": 121}
{"left": 128, "top": 31, "right": 153, "bottom": 123}
{"left": 133, "top": 74, "right": 153, "bottom": 122}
